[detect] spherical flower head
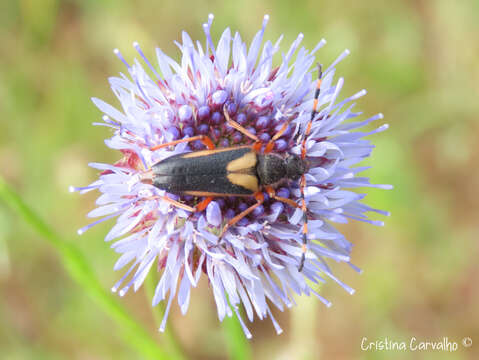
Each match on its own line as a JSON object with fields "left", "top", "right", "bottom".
{"left": 71, "top": 14, "right": 392, "bottom": 337}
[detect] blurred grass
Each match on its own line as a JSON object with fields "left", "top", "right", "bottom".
{"left": 144, "top": 272, "right": 186, "bottom": 360}
{"left": 221, "top": 313, "right": 252, "bottom": 360}
{"left": 0, "top": 176, "right": 176, "bottom": 360}
{"left": 1, "top": 0, "right": 479, "bottom": 359}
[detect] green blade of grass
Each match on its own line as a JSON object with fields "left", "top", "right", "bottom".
{"left": 0, "top": 176, "right": 182, "bottom": 360}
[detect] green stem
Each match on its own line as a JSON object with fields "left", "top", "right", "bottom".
{"left": 0, "top": 177, "right": 183, "bottom": 360}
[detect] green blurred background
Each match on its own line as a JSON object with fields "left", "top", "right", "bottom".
{"left": 1, "top": 0, "right": 478, "bottom": 359}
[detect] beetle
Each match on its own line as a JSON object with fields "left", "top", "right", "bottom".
{"left": 142, "top": 65, "right": 323, "bottom": 271}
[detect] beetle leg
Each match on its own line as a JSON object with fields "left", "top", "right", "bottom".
{"left": 264, "top": 185, "right": 299, "bottom": 209}
{"left": 150, "top": 134, "right": 215, "bottom": 151}
{"left": 195, "top": 196, "right": 214, "bottom": 211}
{"left": 160, "top": 195, "right": 196, "bottom": 212}
{"left": 223, "top": 106, "right": 260, "bottom": 143}
{"left": 264, "top": 120, "right": 291, "bottom": 153}
{"left": 264, "top": 116, "right": 297, "bottom": 153}
{"left": 161, "top": 195, "right": 214, "bottom": 215}
{"left": 220, "top": 191, "right": 265, "bottom": 237}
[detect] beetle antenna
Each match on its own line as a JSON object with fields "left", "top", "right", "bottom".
{"left": 311, "top": 63, "right": 322, "bottom": 119}
{"left": 298, "top": 63, "right": 322, "bottom": 271}
{"left": 298, "top": 176, "right": 308, "bottom": 271}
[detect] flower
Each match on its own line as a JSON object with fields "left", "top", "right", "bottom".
{"left": 71, "top": 14, "right": 391, "bottom": 337}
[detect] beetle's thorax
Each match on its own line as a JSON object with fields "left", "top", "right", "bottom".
{"left": 256, "top": 154, "right": 308, "bottom": 186}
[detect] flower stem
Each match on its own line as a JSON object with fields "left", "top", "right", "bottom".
{"left": 0, "top": 176, "right": 182, "bottom": 360}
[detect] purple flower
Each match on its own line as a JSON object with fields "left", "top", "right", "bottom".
{"left": 71, "top": 14, "right": 392, "bottom": 337}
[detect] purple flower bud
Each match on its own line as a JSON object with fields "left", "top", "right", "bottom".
{"left": 275, "top": 139, "right": 288, "bottom": 152}
{"left": 211, "top": 111, "right": 222, "bottom": 125}
{"left": 211, "top": 89, "right": 228, "bottom": 108}
{"left": 246, "top": 127, "right": 256, "bottom": 135}
{"left": 274, "top": 123, "right": 292, "bottom": 138}
{"left": 167, "top": 126, "right": 180, "bottom": 140}
{"left": 226, "top": 102, "right": 237, "bottom": 116}
{"left": 224, "top": 123, "right": 234, "bottom": 134}
{"left": 178, "top": 104, "right": 192, "bottom": 122}
{"left": 191, "top": 140, "right": 203, "bottom": 150}
{"left": 198, "top": 124, "right": 209, "bottom": 134}
{"left": 238, "top": 202, "right": 248, "bottom": 212}
{"left": 256, "top": 116, "right": 270, "bottom": 129}
{"left": 277, "top": 187, "right": 290, "bottom": 198}
{"left": 232, "top": 132, "right": 243, "bottom": 143}
{"left": 216, "top": 198, "right": 226, "bottom": 208}
{"left": 237, "top": 218, "right": 249, "bottom": 226}
{"left": 198, "top": 105, "right": 210, "bottom": 121}
{"left": 219, "top": 138, "right": 229, "bottom": 148}
{"left": 252, "top": 204, "right": 264, "bottom": 217}
{"left": 225, "top": 208, "right": 235, "bottom": 219}
{"left": 183, "top": 126, "right": 195, "bottom": 137}
{"left": 236, "top": 112, "right": 247, "bottom": 125}
{"left": 259, "top": 133, "right": 271, "bottom": 142}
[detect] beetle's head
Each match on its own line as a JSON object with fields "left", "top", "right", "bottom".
{"left": 285, "top": 154, "right": 308, "bottom": 181}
